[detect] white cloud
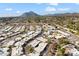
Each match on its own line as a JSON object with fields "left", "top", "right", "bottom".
{"left": 75, "top": 3, "right": 79, "bottom": 5}
{"left": 16, "top": 11, "right": 20, "bottom": 13}
{"left": 45, "top": 7, "right": 70, "bottom": 14}
{"left": 45, "top": 7, "right": 70, "bottom": 12}
{"left": 48, "top": 3, "right": 59, "bottom": 6}
{"left": 58, "top": 8, "right": 70, "bottom": 11}
{"left": 36, "top": 3, "right": 42, "bottom": 4}
{"left": 45, "top": 6, "right": 56, "bottom": 12}
{"left": 5, "top": 8, "right": 13, "bottom": 11}
{"left": 0, "top": 13, "right": 19, "bottom": 17}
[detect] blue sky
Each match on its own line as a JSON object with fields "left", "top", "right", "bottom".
{"left": 0, "top": 3, "right": 79, "bottom": 17}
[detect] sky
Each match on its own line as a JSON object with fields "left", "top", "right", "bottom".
{"left": 0, "top": 3, "right": 79, "bottom": 17}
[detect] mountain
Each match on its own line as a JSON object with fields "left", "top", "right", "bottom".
{"left": 1, "top": 12, "right": 79, "bottom": 23}
{"left": 21, "top": 11, "right": 39, "bottom": 17}
{"left": 45, "top": 13, "right": 79, "bottom": 16}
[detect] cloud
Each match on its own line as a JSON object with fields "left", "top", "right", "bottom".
{"left": 45, "top": 6, "right": 56, "bottom": 12}
{"left": 48, "top": 3, "right": 59, "bottom": 6}
{"left": 0, "top": 13, "right": 19, "bottom": 17}
{"left": 45, "top": 7, "right": 70, "bottom": 12}
{"left": 45, "top": 6, "right": 70, "bottom": 14}
{"left": 5, "top": 8, "right": 13, "bottom": 11}
{"left": 16, "top": 11, "right": 20, "bottom": 13}
{"left": 36, "top": 3, "right": 42, "bottom": 4}
{"left": 58, "top": 8, "right": 70, "bottom": 11}
{"left": 75, "top": 3, "right": 79, "bottom": 5}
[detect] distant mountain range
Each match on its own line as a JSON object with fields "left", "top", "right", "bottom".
{"left": 45, "top": 13, "right": 79, "bottom": 16}
{"left": 1, "top": 11, "right": 79, "bottom": 22}
{"left": 0, "top": 11, "right": 79, "bottom": 18}
{"left": 20, "top": 11, "right": 79, "bottom": 17}
{"left": 20, "top": 11, "right": 39, "bottom": 17}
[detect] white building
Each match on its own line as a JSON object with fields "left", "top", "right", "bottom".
{"left": 36, "top": 37, "right": 47, "bottom": 42}
{"left": 0, "top": 48, "right": 9, "bottom": 56}
{"left": 35, "top": 43, "right": 47, "bottom": 53}
{"left": 11, "top": 46, "right": 23, "bottom": 56}
{"left": 57, "top": 30, "right": 70, "bottom": 37}
{"left": 28, "top": 40, "right": 40, "bottom": 47}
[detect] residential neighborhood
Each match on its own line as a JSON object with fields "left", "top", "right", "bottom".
{"left": 0, "top": 23, "right": 79, "bottom": 56}
{"left": 0, "top": 3, "right": 79, "bottom": 56}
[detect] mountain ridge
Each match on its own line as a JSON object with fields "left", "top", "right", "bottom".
{"left": 20, "top": 11, "right": 39, "bottom": 17}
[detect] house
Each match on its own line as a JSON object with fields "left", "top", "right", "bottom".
{"left": 28, "top": 40, "right": 40, "bottom": 47}
{"left": 11, "top": 46, "right": 23, "bottom": 56}
{"left": 0, "top": 48, "right": 9, "bottom": 56}
{"left": 35, "top": 43, "right": 48, "bottom": 53}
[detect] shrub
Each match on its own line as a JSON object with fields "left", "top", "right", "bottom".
{"left": 25, "top": 45, "right": 34, "bottom": 54}
{"left": 47, "top": 38, "right": 51, "bottom": 44}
